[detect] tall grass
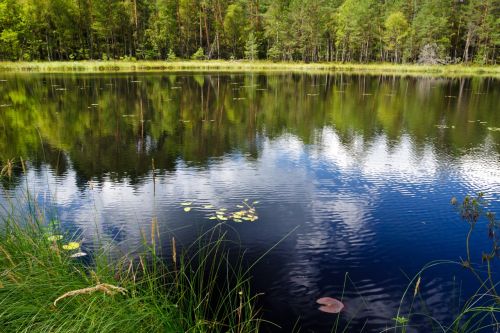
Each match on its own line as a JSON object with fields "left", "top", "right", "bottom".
{"left": 0, "top": 60, "right": 498, "bottom": 77}
{"left": 0, "top": 203, "right": 262, "bottom": 332}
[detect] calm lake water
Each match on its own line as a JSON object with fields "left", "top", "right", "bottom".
{"left": 1, "top": 72, "right": 499, "bottom": 332}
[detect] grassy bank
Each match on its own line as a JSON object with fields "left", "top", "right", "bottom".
{"left": 0, "top": 213, "right": 261, "bottom": 332}
{"left": 0, "top": 60, "right": 498, "bottom": 77}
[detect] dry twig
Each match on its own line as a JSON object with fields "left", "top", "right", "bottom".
{"left": 53, "top": 283, "right": 127, "bottom": 306}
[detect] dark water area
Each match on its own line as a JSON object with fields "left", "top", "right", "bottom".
{"left": 0, "top": 72, "right": 499, "bottom": 332}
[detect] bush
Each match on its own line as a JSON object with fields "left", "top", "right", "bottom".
{"left": 191, "top": 47, "right": 205, "bottom": 60}
{"left": 166, "top": 49, "right": 177, "bottom": 61}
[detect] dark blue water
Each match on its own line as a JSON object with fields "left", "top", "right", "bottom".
{"left": 0, "top": 73, "right": 499, "bottom": 332}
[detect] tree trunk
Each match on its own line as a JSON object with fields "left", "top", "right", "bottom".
{"left": 463, "top": 29, "right": 472, "bottom": 62}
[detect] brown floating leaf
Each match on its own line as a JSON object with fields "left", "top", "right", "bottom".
{"left": 317, "top": 297, "right": 344, "bottom": 314}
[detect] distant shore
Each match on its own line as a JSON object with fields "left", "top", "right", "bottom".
{"left": 0, "top": 60, "right": 499, "bottom": 77}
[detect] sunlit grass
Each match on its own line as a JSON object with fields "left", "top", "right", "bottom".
{"left": 0, "top": 60, "right": 498, "bottom": 77}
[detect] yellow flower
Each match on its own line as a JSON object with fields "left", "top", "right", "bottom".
{"left": 62, "top": 242, "right": 80, "bottom": 251}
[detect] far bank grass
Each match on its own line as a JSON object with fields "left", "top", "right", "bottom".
{"left": 0, "top": 60, "right": 499, "bottom": 77}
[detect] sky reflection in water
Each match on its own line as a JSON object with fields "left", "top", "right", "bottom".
{"left": 0, "top": 73, "right": 499, "bottom": 331}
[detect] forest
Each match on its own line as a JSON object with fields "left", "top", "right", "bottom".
{"left": 0, "top": 0, "right": 498, "bottom": 64}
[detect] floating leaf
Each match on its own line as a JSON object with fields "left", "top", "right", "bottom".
{"left": 487, "top": 127, "right": 500, "bottom": 132}
{"left": 183, "top": 207, "right": 192, "bottom": 212}
{"left": 203, "top": 205, "right": 214, "bottom": 209}
{"left": 393, "top": 316, "right": 409, "bottom": 325}
{"left": 234, "top": 219, "right": 243, "bottom": 223}
{"left": 219, "top": 208, "right": 227, "bottom": 212}
{"left": 253, "top": 201, "right": 260, "bottom": 204}
{"left": 237, "top": 205, "right": 244, "bottom": 208}
{"left": 62, "top": 242, "right": 80, "bottom": 251}
{"left": 70, "top": 252, "right": 87, "bottom": 258}
{"left": 317, "top": 297, "right": 344, "bottom": 314}
{"left": 181, "top": 202, "right": 192, "bottom": 206}
{"left": 208, "top": 216, "right": 217, "bottom": 220}
{"left": 47, "top": 235, "right": 63, "bottom": 242}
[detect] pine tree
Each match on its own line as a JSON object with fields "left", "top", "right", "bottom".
{"left": 244, "top": 32, "right": 258, "bottom": 60}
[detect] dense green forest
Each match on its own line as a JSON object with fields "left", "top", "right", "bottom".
{"left": 0, "top": 0, "right": 498, "bottom": 64}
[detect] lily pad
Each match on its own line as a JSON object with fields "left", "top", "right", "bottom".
{"left": 62, "top": 242, "right": 80, "bottom": 251}
{"left": 183, "top": 207, "right": 192, "bottom": 212}
{"left": 47, "top": 235, "right": 63, "bottom": 242}
{"left": 317, "top": 297, "right": 344, "bottom": 314}
{"left": 70, "top": 252, "right": 87, "bottom": 258}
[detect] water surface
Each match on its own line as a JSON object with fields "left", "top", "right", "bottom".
{"left": 0, "top": 72, "right": 499, "bottom": 332}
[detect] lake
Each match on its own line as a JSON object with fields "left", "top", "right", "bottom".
{"left": 0, "top": 72, "right": 499, "bottom": 332}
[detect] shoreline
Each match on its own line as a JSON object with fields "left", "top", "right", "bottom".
{"left": 0, "top": 60, "right": 499, "bottom": 77}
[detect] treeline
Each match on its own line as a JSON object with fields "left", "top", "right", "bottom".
{"left": 0, "top": 0, "right": 498, "bottom": 64}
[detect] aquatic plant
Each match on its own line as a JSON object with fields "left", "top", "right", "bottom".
{"left": 392, "top": 194, "right": 500, "bottom": 332}
{"left": 452, "top": 193, "right": 499, "bottom": 296}
{"left": 0, "top": 158, "right": 15, "bottom": 179}
{"left": 180, "top": 199, "right": 260, "bottom": 223}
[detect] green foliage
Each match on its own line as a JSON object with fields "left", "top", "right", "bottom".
{"left": 0, "top": 0, "right": 497, "bottom": 63}
{"left": 335, "top": 0, "right": 378, "bottom": 62}
{"left": 244, "top": 32, "right": 259, "bottom": 60}
{"left": 191, "top": 47, "right": 205, "bottom": 60}
{"left": 411, "top": 0, "right": 452, "bottom": 60}
{"left": 166, "top": 48, "right": 177, "bottom": 61}
{"left": 383, "top": 12, "right": 409, "bottom": 63}
{"left": 224, "top": 3, "right": 247, "bottom": 58}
